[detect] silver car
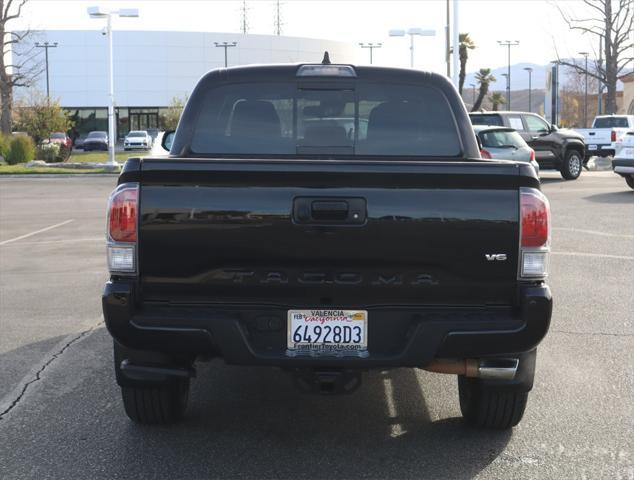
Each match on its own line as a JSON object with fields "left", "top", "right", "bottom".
{"left": 474, "top": 125, "right": 539, "bottom": 175}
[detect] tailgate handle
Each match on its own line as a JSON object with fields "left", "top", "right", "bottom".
{"left": 293, "top": 197, "right": 366, "bottom": 225}
{"left": 311, "top": 201, "right": 349, "bottom": 220}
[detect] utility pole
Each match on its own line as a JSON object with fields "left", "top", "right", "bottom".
{"left": 597, "top": 35, "right": 603, "bottom": 115}
{"left": 359, "top": 43, "right": 382, "bottom": 64}
{"left": 274, "top": 0, "right": 283, "bottom": 36}
{"left": 214, "top": 41, "right": 238, "bottom": 68}
{"left": 451, "top": 0, "right": 458, "bottom": 88}
{"left": 578, "top": 52, "right": 589, "bottom": 127}
{"left": 445, "top": 0, "right": 450, "bottom": 77}
{"left": 523, "top": 67, "right": 533, "bottom": 112}
{"left": 240, "top": 1, "right": 248, "bottom": 34}
{"left": 497, "top": 40, "right": 519, "bottom": 110}
{"left": 35, "top": 42, "right": 58, "bottom": 100}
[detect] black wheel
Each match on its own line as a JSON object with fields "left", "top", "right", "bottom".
{"left": 560, "top": 149, "right": 583, "bottom": 180}
{"left": 114, "top": 342, "right": 190, "bottom": 424}
{"left": 625, "top": 176, "right": 634, "bottom": 189}
{"left": 458, "top": 376, "right": 528, "bottom": 429}
{"left": 121, "top": 379, "right": 189, "bottom": 424}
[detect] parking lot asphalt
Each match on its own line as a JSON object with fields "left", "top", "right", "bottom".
{"left": 0, "top": 171, "right": 632, "bottom": 479}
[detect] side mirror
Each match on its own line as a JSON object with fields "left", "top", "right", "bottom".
{"left": 550, "top": 124, "right": 559, "bottom": 132}
{"left": 161, "top": 130, "right": 175, "bottom": 152}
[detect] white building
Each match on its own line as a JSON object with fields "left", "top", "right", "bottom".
{"left": 16, "top": 30, "right": 359, "bottom": 138}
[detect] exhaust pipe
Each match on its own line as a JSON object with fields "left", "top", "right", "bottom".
{"left": 424, "top": 358, "right": 519, "bottom": 380}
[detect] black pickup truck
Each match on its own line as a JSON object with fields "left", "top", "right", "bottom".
{"left": 103, "top": 61, "right": 552, "bottom": 429}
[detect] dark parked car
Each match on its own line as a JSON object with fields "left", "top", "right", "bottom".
{"left": 470, "top": 111, "right": 585, "bottom": 180}
{"left": 104, "top": 62, "right": 552, "bottom": 429}
{"left": 82, "top": 131, "right": 108, "bottom": 151}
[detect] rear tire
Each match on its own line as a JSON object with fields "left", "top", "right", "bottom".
{"left": 458, "top": 376, "right": 528, "bottom": 429}
{"left": 560, "top": 149, "right": 582, "bottom": 180}
{"left": 121, "top": 379, "right": 189, "bottom": 425}
{"left": 114, "top": 341, "right": 190, "bottom": 424}
{"left": 625, "top": 176, "right": 634, "bottom": 189}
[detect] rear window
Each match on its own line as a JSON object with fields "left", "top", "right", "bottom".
{"left": 593, "top": 117, "right": 629, "bottom": 128}
{"left": 50, "top": 133, "right": 65, "bottom": 139}
{"left": 469, "top": 114, "right": 504, "bottom": 127}
{"left": 479, "top": 130, "right": 527, "bottom": 149}
{"left": 190, "top": 82, "right": 461, "bottom": 157}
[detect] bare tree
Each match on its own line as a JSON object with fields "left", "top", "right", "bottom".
{"left": 555, "top": 0, "right": 634, "bottom": 114}
{"left": 1, "top": 0, "right": 42, "bottom": 134}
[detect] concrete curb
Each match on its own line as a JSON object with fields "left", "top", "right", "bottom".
{"left": 25, "top": 160, "right": 121, "bottom": 172}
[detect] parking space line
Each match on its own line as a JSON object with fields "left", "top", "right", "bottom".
{"left": 0, "top": 237, "right": 102, "bottom": 247}
{"left": 553, "top": 227, "right": 634, "bottom": 239}
{"left": 0, "top": 219, "right": 74, "bottom": 246}
{"left": 552, "top": 251, "right": 634, "bottom": 261}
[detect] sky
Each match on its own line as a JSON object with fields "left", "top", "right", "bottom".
{"left": 13, "top": 0, "right": 612, "bottom": 74}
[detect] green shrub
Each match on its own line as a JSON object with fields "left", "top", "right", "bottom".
{"left": 37, "top": 142, "right": 61, "bottom": 163}
{"left": 6, "top": 135, "right": 36, "bottom": 165}
{"left": 0, "top": 133, "right": 11, "bottom": 162}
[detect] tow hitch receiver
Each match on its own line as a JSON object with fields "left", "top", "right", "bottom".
{"left": 293, "top": 368, "right": 362, "bottom": 394}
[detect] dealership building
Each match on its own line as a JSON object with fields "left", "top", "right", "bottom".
{"left": 16, "top": 30, "right": 360, "bottom": 139}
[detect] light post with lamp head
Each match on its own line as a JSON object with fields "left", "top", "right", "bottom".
{"left": 497, "top": 40, "right": 519, "bottom": 110}
{"left": 87, "top": 6, "right": 139, "bottom": 166}
{"left": 389, "top": 28, "right": 436, "bottom": 68}
{"left": 523, "top": 67, "right": 533, "bottom": 112}
{"left": 359, "top": 43, "right": 382, "bottom": 65}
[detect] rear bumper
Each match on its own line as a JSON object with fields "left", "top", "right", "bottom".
{"left": 586, "top": 144, "right": 614, "bottom": 158}
{"left": 103, "top": 281, "right": 552, "bottom": 368}
{"left": 613, "top": 158, "right": 634, "bottom": 177}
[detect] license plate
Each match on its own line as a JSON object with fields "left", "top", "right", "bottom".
{"left": 287, "top": 309, "right": 367, "bottom": 353}
{"left": 588, "top": 144, "right": 597, "bottom": 150}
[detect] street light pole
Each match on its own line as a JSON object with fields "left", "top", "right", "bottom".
{"left": 389, "top": 28, "right": 436, "bottom": 69}
{"left": 523, "top": 67, "right": 533, "bottom": 112}
{"left": 88, "top": 6, "right": 139, "bottom": 166}
{"left": 214, "top": 41, "right": 238, "bottom": 68}
{"left": 359, "top": 43, "right": 382, "bottom": 65}
{"left": 578, "top": 52, "right": 589, "bottom": 127}
{"left": 497, "top": 40, "right": 519, "bottom": 110}
{"left": 34, "top": 42, "right": 58, "bottom": 100}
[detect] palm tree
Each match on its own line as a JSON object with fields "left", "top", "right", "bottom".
{"left": 458, "top": 33, "right": 476, "bottom": 95}
{"left": 471, "top": 68, "right": 496, "bottom": 112}
{"left": 488, "top": 92, "right": 506, "bottom": 111}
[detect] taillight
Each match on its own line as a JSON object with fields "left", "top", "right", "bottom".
{"left": 480, "top": 148, "right": 492, "bottom": 159}
{"left": 611, "top": 130, "right": 616, "bottom": 142}
{"left": 107, "top": 183, "right": 138, "bottom": 273}
{"left": 519, "top": 187, "right": 550, "bottom": 279}
{"left": 529, "top": 148, "right": 535, "bottom": 162}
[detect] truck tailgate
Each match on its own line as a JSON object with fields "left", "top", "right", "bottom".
{"left": 137, "top": 159, "right": 530, "bottom": 307}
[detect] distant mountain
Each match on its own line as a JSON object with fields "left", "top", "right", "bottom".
{"left": 464, "top": 63, "right": 549, "bottom": 91}
{"left": 461, "top": 89, "right": 546, "bottom": 114}
{"left": 464, "top": 59, "right": 627, "bottom": 91}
